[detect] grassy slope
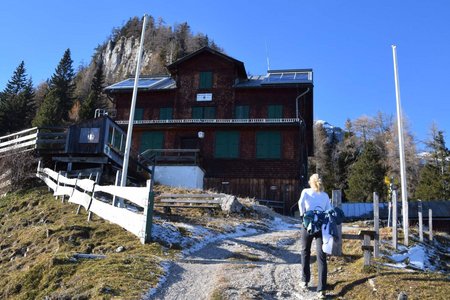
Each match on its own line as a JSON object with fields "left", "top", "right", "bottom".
{"left": 0, "top": 187, "right": 171, "bottom": 299}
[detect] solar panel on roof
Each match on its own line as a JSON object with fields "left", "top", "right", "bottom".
{"left": 262, "top": 71, "right": 311, "bottom": 84}
{"left": 108, "top": 78, "right": 165, "bottom": 89}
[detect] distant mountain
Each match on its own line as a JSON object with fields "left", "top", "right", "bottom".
{"left": 315, "top": 120, "right": 344, "bottom": 142}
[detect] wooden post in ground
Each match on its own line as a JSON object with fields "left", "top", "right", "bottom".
{"left": 392, "top": 190, "right": 398, "bottom": 250}
{"left": 363, "top": 233, "right": 372, "bottom": 266}
{"left": 418, "top": 200, "right": 423, "bottom": 242}
{"left": 54, "top": 171, "right": 61, "bottom": 199}
{"left": 429, "top": 209, "right": 433, "bottom": 242}
{"left": 331, "top": 190, "right": 342, "bottom": 256}
{"left": 388, "top": 201, "right": 392, "bottom": 227}
{"left": 373, "top": 192, "right": 379, "bottom": 258}
{"left": 141, "top": 179, "right": 155, "bottom": 244}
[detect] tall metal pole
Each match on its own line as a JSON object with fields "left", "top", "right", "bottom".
{"left": 120, "top": 14, "right": 148, "bottom": 188}
{"left": 392, "top": 45, "right": 409, "bottom": 246}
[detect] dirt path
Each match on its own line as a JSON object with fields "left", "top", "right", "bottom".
{"left": 151, "top": 225, "right": 320, "bottom": 299}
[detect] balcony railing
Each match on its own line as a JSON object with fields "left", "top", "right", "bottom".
{"left": 116, "top": 118, "right": 301, "bottom": 125}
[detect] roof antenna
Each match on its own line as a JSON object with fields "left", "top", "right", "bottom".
{"left": 265, "top": 39, "right": 270, "bottom": 71}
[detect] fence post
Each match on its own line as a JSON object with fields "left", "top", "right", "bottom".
{"left": 418, "top": 200, "right": 423, "bottom": 242}
{"left": 387, "top": 201, "right": 391, "bottom": 227}
{"left": 54, "top": 171, "right": 61, "bottom": 199}
{"left": 112, "top": 170, "right": 124, "bottom": 207}
{"left": 363, "top": 233, "right": 371, "bottom": 266}
{"left": 429, "top": 209, "right": 433, "bottom": 242}
{"left": 373, "top": 192, "right": 379, "bottom": 258}
{"left": 331, "top": 190, "right": 342, "bottom": 256}
{"left": 141, "top": 179, "right": 155, "bottom": 244}
{"left": 392, "top": 190, "right": 398, "bottom": 250}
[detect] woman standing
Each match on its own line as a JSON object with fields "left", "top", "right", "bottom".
{"left": 298, "top": 174, "right": 332, "bottom": 299}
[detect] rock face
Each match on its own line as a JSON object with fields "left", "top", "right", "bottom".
{"left": 101, "top": 36, "right": 154, "bottom": 83}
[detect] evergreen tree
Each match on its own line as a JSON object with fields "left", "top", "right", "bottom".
{"left": 32, "top": 90, "right": 61, "bottom": 127}
{"left": 78, "top": 62, "right": 106, "bottom": 121}
{"left": 0, "top": 61, "right": 35, "bottom": 135}
{"left": 33, "top": 49, "right": 75, "bottom": 126}
{"left": 48, "top": 48, "right": 75, "bottom": 122}
{"left": 415, "top": 127, "right": 450, "bottom": 200}
{"left": 345, "top": 141, "right": 387, "bottom": 202}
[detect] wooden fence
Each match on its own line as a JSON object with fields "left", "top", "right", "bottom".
{"left": 36, "top": 163, "right": 154, "bottom": 244}
{"left": 0, "top": 127, "right": 38, "bottom": 157}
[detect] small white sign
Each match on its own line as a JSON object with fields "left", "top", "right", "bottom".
{"left": 196, "top": 93, "right": 213, "bottom": 101}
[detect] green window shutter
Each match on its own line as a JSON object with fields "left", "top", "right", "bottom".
{"left": 199, "top": 71, "right": 213, "bottom": 89}
{"left": 204, "top": 107, "right": 216, "bottom": 119}
{"left": 268, "top": 105, "right": 283, "bottom": 118}
{"left": 215, "top": 131, "right": 239, "bottom": 158}
{"left": 192, "top": 107, "right": 203, "bottom": 119}
{"left": 256, "top": 131, "right": 281, "bottom": 159}
{"left": 235, "top": 105, "right": 249, "bottom": 119}
{"left": 140, "top": 132, "right": 164, "bottom": 153}
{"left": 135, "top": 108, "right": 144, "bottom": 121}
{"left": 159, "top": 107, "right": 173, "bottom": 120}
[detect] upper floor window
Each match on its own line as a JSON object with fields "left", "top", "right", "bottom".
{"left": 268, "top": 105, "right": 283, "bottom": 118}
{"left": 235, "top": 105, "right": 249, "bottom": 119}
{"left": 159, "top": 107, "right": 173, "bottom": 120}
{"left": 199, "top": 71, "right": 213, "bottom": 89}
{"left": 134, "top": 108, "right": 144, "bottom": 121}
{"left": 256, "top": 131, "right": 281, "bottom": 159}
{"left": 192, "top": 106, "right": 216, "bottom": 119}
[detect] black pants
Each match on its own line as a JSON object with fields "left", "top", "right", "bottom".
{"left": 300, "top": 227, "right": 327, "bottom": 291}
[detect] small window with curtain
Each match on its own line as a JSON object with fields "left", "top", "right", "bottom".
{"left": 268, "top": 105, "right": 283, "bottom": 118}
{"left": 235, "top": 105, "right": 249, "bottom": 119}
{"left": 199, "top": 71, "right": 213, "bottom": 89}
{"left": 215, "top": 131, "right": 240, "bottom": 158}
{"left": 256, "top": 131, "right": 281, "bottom": 159}
{"left": 159, "top": 107, "right": 173, "bottom": 120}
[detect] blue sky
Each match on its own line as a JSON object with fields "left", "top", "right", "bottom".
{"left": 1, "top": 1, "right": 449, "bottom": 149}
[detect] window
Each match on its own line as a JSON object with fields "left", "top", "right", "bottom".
{"left": 140, "top": 131, "right": 164, "bottom": 153}
{"left": 134, "top": 108, "right": 144, "bottom": 121}
{"left": 199, "top": 71, "right": 213, "bottom": 89}
{"left": 215, "top": 131, "right": 240, "bottom": 158}
{"left": 268, "top": 105, "right": 283, "bottom": 118}
{"left": 256, "top": 131, "right": 281, "bottom": 159}
{"left": 192, "top": 106, "right": 216, "bottom": 119}
{"left": 159, "top": 107, "right": 173, "bottom": 120}
{"left": 235, "top": 105, "right": 249, "bottom": 119}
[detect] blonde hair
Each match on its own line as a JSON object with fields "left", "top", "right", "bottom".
{"left": 309, "top": 173, "right": 324, "bottom": 192}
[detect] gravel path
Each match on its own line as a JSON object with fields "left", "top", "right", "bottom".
{"left": 152, "top": 226, "right": 321, "bottom": 299}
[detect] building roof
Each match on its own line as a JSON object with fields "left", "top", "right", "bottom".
{"left": 166, "top": 46, "right": 247, "bottom": 78}
{"left": 235, "top": 69, "right": 313, "bottom": 88}
{"left": 104, "top": 76, "right": 176, "bottom": 92}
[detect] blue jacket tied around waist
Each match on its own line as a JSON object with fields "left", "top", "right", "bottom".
{"left": 303, "top": 207, "right": 345, "bottom": 238}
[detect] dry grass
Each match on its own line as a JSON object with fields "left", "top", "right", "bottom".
{"left": 0, "top": 187, "right": 173, "bottom": 299}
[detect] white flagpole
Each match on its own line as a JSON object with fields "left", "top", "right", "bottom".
{"left": 392, "top": 45, "right": 409, "bottom": 246}
{"left": 121, "top": 14, "right": 148, "bottom": 189}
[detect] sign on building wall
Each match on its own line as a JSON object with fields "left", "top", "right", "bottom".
{"left": 196, "top": 93, "right": 213, "bottom": 101}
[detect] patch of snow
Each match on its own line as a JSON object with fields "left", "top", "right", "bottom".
{"left": 386, "top": 244, "right": 436, "bottom": 271}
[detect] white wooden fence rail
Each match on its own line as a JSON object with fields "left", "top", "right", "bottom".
{"left": 0, "top": 127, "right": 38, "bottom": 155}
{"left": 36, "top": 165, "right": 154, "bottom": 244}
